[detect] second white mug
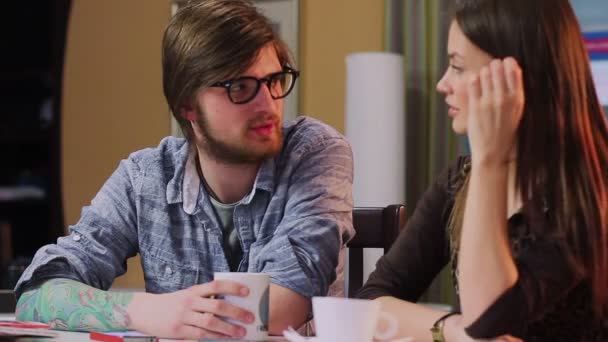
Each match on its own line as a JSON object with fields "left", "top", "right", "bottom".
{"left": 312, "top": 297, "right": 397, "bottom": 342}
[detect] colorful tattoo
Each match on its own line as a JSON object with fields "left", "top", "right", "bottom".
{"left": 16, "top": 278, "right": 134, "bottom": 332}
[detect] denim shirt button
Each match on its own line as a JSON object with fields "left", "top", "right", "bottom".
{"left": 165, "top": 266, "right": 173, "bottom": 275}
{"left": 72, "top": 234, "right": 81, "bottom": 242}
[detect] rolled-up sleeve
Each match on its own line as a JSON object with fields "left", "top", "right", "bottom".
{"left": 254, "top": 137, "right": 354, "bottom": 298}
{"left": 14, "top": 158, "right": 142, "bottom": 298}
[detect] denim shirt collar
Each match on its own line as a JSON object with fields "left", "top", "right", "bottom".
{"left": 165, "top": 141, "right": 276, "bottom": 214}
{"left": 165, "top": 140, "right": 191, "bottom": 208}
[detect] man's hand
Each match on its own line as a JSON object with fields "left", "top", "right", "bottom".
{"left": 128, "top": 280, "right": 255, "bottom": 340}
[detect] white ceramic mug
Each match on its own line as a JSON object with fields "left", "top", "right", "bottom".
{"left": 312, "top": 297, "right": 397, "bottom": 342}
{"left": 214, "top": 272, "right": 270, "bottom": 341}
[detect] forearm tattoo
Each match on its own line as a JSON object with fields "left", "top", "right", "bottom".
{"left": 15, "top": 278, "right": 134, "bottom": 331}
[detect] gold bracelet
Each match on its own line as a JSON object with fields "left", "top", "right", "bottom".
{"left": 430, "top": 312, "right": 459, "bottom": 342}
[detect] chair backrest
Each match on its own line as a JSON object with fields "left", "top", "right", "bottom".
{"left": 346, "top": 204, "right": 406, "bottom": 297}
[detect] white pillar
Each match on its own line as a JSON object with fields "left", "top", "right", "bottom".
{"left": 345, "top": 52, "right": 405, "bottom": 284}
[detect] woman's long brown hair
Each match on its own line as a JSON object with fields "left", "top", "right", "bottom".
{"left": 447, "top": 0, "right": 608, "bottom": 315}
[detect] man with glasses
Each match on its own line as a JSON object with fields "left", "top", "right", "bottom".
{"left": 13, "top": 0, "right": 354, "bottom": 340}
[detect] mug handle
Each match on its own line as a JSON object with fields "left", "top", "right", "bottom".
{"left": 374, "top": 311, "right": 398, "bottom": 340}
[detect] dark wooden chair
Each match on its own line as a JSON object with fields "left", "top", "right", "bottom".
{"left": 346, "top": 204, "right": 406, "bottom": 297}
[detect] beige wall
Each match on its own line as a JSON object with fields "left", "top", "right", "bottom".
{"left": 62, "top": 1, "right": 171, "bottom": 287}
{"left": 62, "top": 1, "right": 384, "bottom": 287}
{"left": 300, "top": 1, "right": 384, "bottom": 133}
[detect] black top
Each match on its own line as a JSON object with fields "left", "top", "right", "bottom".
{"left": 357, "top": 156, "right": 608, "bottom": 341}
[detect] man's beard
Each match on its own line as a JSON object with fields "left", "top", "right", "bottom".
{"left": 194, "top": 113, "right": 283, "bottom": 165}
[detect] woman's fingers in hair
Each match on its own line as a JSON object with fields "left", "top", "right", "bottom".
{"left": 503, "top": 57, "right": 523, "bottom": 95}
{"left": 502, "top": 57, "right": 525, "bottom": 120}
{"left": 490, "top": 59, "right": 508, "bottom": 105}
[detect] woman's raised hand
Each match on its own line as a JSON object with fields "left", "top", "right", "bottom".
{"left": 467, "top": 57, "right": 525, "bottom": 167}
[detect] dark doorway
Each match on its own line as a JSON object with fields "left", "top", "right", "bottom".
{"left": 0, "top": 1, "right": 72, "bottom": 289}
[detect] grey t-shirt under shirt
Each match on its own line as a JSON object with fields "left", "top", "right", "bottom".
{"left": 208, "top": 196, "right": 243, "bottom": 271}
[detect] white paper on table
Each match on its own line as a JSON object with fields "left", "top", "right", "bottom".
{"left": 0, "top": 326, "right": 59, "bottom": 337}
{"left": 283, "top": 327, "right": 413, "bottom": 342}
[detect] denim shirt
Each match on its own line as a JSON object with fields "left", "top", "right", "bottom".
{"left": 15, "top": 116, "right": 354, "bottom": 299}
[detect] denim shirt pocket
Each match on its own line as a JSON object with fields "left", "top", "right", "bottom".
{"left": 140, "top": 252, "right": 200, "bottom": 293}
{"left": 247, "top": 235, "right": 275, "bottom": 272}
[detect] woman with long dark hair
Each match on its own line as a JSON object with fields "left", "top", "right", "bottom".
{"left": 358, "top": 0, "right": 608, "bottom": 340}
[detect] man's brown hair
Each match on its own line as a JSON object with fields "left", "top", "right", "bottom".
{"left": 162, "top": 0, "right": 293, "bottom": 140}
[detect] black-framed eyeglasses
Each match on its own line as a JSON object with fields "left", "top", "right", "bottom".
{"left": 211, "top": 66, "right": 300, "bottom": 105}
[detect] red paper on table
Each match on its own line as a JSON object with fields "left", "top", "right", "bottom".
{"left": 90, "top": 331, "right": 159, "bottom": 342}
